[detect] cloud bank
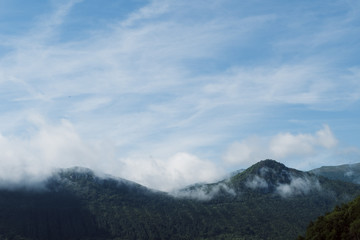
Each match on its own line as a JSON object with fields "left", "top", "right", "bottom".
{"left": 0, "top": 116, "right": 223, "bottom": 191}
{"left": 116, "top": 152, "right": 224, "bottom": 191}
{"left": 0, "top": 116, "right": 107, "bottom": 185}
{"left": 223, "top": 125, "right": 338, "bottom": 169}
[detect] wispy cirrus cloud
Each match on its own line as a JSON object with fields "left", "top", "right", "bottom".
{"left": 0, "top": 0, "right": 359, "bottom": 190}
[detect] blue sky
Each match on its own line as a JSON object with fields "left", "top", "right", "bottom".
{"left": 0, "top": 0, "right": 359, "bottom": 190}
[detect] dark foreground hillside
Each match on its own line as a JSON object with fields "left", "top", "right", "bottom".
{"left": 0, "top": 160, "right": 359, "bottom": 240}
{"left": 300, "top": 195, "right": 360, "bottom": 240}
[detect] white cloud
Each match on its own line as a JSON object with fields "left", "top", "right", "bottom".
{"left": 0, "top": 0, "right": 359, "bottom": 189}
{"left": 115, "top": 152, "right": 224, "bottom": 191}
{"left": 0, "top": 117, "right": 112, "bottom": 185}
{"left": 0, "top": 116, "right": 224, "bottom": 191}
{"left": 0, "top": 1, "right": 358, "bottom": 145}
{"left": 223, "top": 125, "right": 338, "bottom": 169}
{"left": 345, "top": 170, "right": 354, "bottom": 177}
{"left": 245, "top": 175, "right": 269, "bottom": 190}
{"left": 315, "top": 125, "right": 338, "bottom": 148}
{"left": 269, "top": 125, "right": 337, "bottom": 158}
{"left": 276, "top": 176, "right": 321, "bottom": 198}
{"left": 222, "top": 136, "right": 267, "bottom": 166}
{"left": 172, "top": 183, "right": 236, "bottom": 201}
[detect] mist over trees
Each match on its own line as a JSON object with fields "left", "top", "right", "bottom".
{"left": 0, "top": 160, "right": 359, "bottom": 240}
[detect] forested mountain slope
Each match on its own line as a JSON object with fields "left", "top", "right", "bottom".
{"left": 310, "top": 162, "right": 360, "bottom": 184}
{"left": 300, "top": 194, "right": 360, "bottom": 240}
{"left": 0, "top": 160, "right": 359, "bottom": 240}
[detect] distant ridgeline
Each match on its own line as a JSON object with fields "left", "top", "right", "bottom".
{"left": 310, "top": 162, "right": 360, "bottom": 184}
{"left": 0, "top": 159, "right": 360, "bottom": 240}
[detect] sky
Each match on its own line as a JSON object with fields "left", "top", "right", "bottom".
{"left": 0, "top": 0, "right": 359, "bottom": 191}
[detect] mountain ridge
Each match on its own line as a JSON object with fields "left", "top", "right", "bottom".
{"left": 176, "top": 159, "right": 333, "bottom": 200}
{"left": 0, "top": 159, "right": 360, "bottom": 240}
{"left": 310, "top": 162, "right": 360, "bottom": 185}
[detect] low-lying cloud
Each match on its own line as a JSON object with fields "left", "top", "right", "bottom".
{"left": 0, "top": 117, "right": 107, "bottom": 186}
{"left": 244, "top": 167, "right": 322, "bottom": 198}
{"left": 344, "top": 167, "right": 360, "bottom": 184}
{"left": 172, "top": 183, "right": 236, "bottom": 201}
{"left": 115, "top": 152, "right": 224, "bottom": 191}
{"left": 275, "top": 176, "right": 321, "bottom": 198}
{"left": 245, "top": 175, "right": 269, "bottom": 189}
{"left": 0, "top": 116, "right": 224, "bottom": 191}
{"left": 0, "top": 115, "right": 352, "bottom": 193}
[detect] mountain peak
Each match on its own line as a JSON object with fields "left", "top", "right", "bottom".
{"left": 231, "top": 159, "right": 296, "bottom": 181}
{"left": 249, "top": 159, "right": 287, "bottom": 171}
{"left": 247, "top": 160, "right": 297, "bottom": 186}
{"left": 229, "top": 159, "right": 318, "bottom": 196}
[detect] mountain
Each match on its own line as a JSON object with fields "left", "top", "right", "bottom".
{"left": 0, "top": 160, "right": 359, "bottom": 240}
{"left": 299, "top": 194, "right": 360, "bottom": 240}
{"left": 310, "top": 162, "right": 360, "bottom": 184}
{"left": 179, "top": 159, "right": 359, "bottom": 198}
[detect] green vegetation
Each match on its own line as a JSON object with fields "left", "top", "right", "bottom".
{"left": 0, "top": 160, "right": 359, "bottom": 240}
{"left": 300, "top": 195, "right": 360, "bottom": 240}
{"left": 310, "top": 163, "right": 360, "bottom": 184}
